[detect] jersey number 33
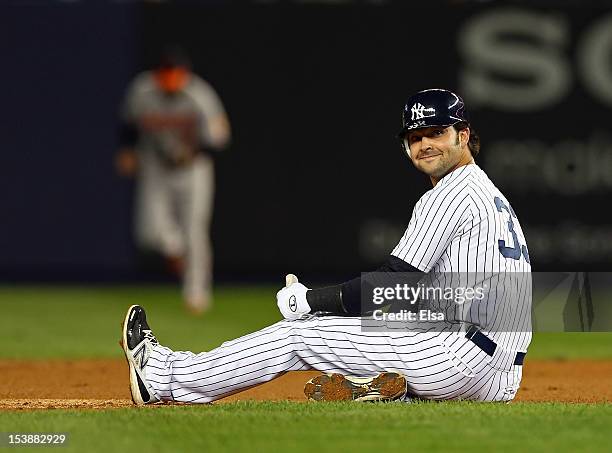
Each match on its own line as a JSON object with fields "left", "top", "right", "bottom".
{"left": 494, "top": 196, "right": 530, "bottom": 263}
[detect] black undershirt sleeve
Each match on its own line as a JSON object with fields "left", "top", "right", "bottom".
{"left": 306, "top": 255, "right": 424, "bottom": 316}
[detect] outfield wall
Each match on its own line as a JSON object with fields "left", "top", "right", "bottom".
{"left": 2, "top": 2, "right": 611, "bottom": 281}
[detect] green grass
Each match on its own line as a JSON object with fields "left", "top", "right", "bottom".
{"left": 525, "top": 332, "right": 612, "bottom": 359}
{"left": 0, "top": 284, "right": 611, "bottom": 359}
{"left": 0, "top": 285, "right": 281, "bottom": 359}
{"left": 0, "top": 401, "right": 610, "bottom": 452}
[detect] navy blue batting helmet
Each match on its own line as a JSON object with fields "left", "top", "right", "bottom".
{"left": 398, "top": 88, "right": 468, "bottom": 139}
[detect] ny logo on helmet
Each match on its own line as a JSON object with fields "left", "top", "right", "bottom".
{"left": 411, "top": 103, "right": 436, "bottom": 121}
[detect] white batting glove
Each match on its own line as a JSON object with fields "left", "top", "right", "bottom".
{"left": 276, "top": 274, "right": 311, "bottom": 320}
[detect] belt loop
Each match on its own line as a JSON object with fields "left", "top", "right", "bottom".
{"left": 465, "top": 325, "right": 478, "bottom": 340}
{"left": 465, "top": 326, "right": 496, "bottom": 356}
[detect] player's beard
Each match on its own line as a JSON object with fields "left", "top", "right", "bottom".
{"left": 421, "top": 139, "right": 462, "bottom": 180}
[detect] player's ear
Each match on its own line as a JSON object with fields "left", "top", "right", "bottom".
{"left": 459, "top": 127, "right": 470, "bottom": 148}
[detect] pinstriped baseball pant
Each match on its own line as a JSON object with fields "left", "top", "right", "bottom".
{"left": 145, "top": 315, "right": 524, "bottom": 403}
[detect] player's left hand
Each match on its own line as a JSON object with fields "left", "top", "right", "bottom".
{"left": 276, "top": 274, "right": 311, "bottom": 320}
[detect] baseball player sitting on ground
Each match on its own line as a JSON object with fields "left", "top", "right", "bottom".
{"left": 121, "top": 88, "right": 532, "bottom": 404}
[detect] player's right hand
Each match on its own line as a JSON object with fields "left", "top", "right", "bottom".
{"left": 276, "top": 274, "right": 311, "bottom": 320}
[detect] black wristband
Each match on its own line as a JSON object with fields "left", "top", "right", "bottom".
{"left": 306, "top": 286, "right": 347, "bottom": 314}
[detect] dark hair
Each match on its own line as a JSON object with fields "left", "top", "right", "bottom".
{"left": 453, "top": 121, "right": 480, "bottom": 157}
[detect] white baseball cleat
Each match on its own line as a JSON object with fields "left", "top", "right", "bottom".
{"left": 304, "top": 372, "right": 408, "bottom": 402}
{"left": 121, "top": 305, "right": 161, "bottom": 405}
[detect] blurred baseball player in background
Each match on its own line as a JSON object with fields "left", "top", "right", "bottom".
{"left": 116, "top": 46, "right": 231, "bottom": 314}
{"left": 121, "top": 89, "right": 532, "bottom": 404}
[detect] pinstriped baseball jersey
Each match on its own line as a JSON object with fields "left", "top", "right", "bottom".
{"left": 391, "top": 163, "right": 532, "bottom": 353}
{"left": 392, "top": 164, "right": 530, "bottom": 273}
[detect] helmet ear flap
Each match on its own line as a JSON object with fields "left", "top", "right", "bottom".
{"left": 400, "top": 137, "right": 412, "bottom": 159}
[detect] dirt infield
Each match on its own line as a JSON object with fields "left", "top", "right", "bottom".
{"left": 1, "top": 359, "right": 611, "bottom": 410}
